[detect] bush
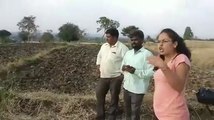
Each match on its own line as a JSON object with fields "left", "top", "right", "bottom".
{"left": 0, "top": 37, "right": 13, "bottom": 44}
{"left": 40, "top": 32, "right": 54, "bottom": 43}
{"left": 58, "top": 23, "right": 84, "bottom": 42}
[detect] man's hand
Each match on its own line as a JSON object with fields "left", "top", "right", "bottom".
{"left": 126, "top": 66, "right": 135, "bottom": 74}
{"left": 122, "top": 65, "right": 129, "bottom": 71}
{"left": 122, "top": 65, "right": 135, "bottom": 74}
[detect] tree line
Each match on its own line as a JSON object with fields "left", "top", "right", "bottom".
{"left": 0, "top": 15, "right": 195, "bottom": 43}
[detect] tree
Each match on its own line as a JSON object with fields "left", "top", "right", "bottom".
{"left": 58, "top": 23, "right": 83, "bottom": 42}
{"left": 0, "top": 30, "right": 11, "bottom": 38}
{"left": 0, "top": 30, "right": 12, "bottom": 43}
{"left": 96, "top": 16, "right": 120, "bottom": 36}
{"left": 183, "top": 26, "right": 194, "bottom": 40}
{"left": 121, "top": 25, "right": 139, "bottom": 37}
{"left": 18, "top": 31, "right": 29, "bottom": 42}
{"left": 40, "top": 30, "right": 54, "bottom": 42}
{"left": 17, "top": 15, "right": 39, "bottom": 41}
{"left": 146, "top": 35, "right": 155, "bottom": 42}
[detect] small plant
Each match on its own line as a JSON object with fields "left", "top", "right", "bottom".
{"left": 0, "top": 89, "right": 14, "bottom": 112}
{"left": 0, "top": 37, "right": 13, "bottom": 44}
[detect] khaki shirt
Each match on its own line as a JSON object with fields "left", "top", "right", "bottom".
{"left": 96, "top": 41, "right": 129, "bottom": 78}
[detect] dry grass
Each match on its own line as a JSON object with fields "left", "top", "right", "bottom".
{"left": 1, "top": 91, "right": 97, "bottom": 120}
{"left": 145, "top": 40, "right": 214, "bottom": 70}
{"left": 185, "top": 40, "right": 214, "bottom": 70}
{"left": 185, "top": 40, "right": 214, "bottom": 49}
{"left": 2, "top": 91, "right": 212, "bottom": 120}
{"left": 191, "top": 48, "right": 214, "bottom": 70}
{"left": 0, "top": 91, "right": 158, "bottom": 120}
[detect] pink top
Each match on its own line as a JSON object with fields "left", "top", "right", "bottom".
{"left": 153, "top": 54, "right": 191, "bottom": 120}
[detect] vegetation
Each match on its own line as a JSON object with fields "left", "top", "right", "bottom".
{"left": 146, "top": 35, "right": 155, "bottom": 42}
{"left": 0, "top": 30, "right": 12, "bottom": 43}
{"left": 58, "top": 23, "right": 83, "bottom": 42}
{"left": 40, "top": 30, "right": 54, "bottom": 42}
{"left": 0, "top": 30, "right": 11, "bottom": 38}
{"left": 121, "top": 25, "right": 139, "bottom": 37}
{"left": 183, "top": 26, "right": 194, "bottom": 40}
{"left": 17, "top": 15, "right": 39, "bottom": 41}
{"left": 96, "top": 16, "right": 120, "bottom": 36}
{"left": 18, "top": 31, "right": 28, "bottom": 42}
{"left": 0, "top": 89, "right": 14, "bottom": 113}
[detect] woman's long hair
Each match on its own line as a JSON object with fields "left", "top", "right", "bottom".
{"left": 159, "top": 28, "right": 191, "bottom": 60}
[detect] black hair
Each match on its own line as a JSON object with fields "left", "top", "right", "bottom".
{"left": 105, "top": 28, "right": 119, "bottom": 38}
{"left": 159, "top": 28, "right": 191, "bottom": 60}
{"left": 129, "top": 30, "right": 144, "bottom": 40}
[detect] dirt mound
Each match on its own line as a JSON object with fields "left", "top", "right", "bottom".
{"left": 0, "top": 44, "right": 100, "bottom": 94}
{"left": 0, "top": 43, "right": 61, "bottom": 66}
{"left": 1, "top": 44, "right": 214, "bottom": 95}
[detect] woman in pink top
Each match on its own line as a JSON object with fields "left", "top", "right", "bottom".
{"left": 148, "top": 28, "right": 191, "bottom": 120}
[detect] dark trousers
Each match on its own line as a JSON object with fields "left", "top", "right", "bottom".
{"left": 96, "top": 75, "right": 123, "bottom": 120}
{"left": 124, "top": 89, "right": 144, "bottom": 120}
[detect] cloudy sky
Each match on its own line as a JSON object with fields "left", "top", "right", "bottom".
{"left": 0, "top": 0, "right": 213, "bottom": 38}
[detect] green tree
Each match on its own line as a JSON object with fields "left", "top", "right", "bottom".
{"left": 183, "top": 26, "right": 194, "bottom": 40}
{"left": 17, "top": 15, "right": 39, "bottom": 41}
{"left": 0, "top": 30, "right": 12, "bottom": 43}
{"left": 96, "top": 16, "right": 120, "bottom": 36}
{"left": 18, "top": 31, "right": 28, "bottom": 42}
{"left": 40, "top": 30, "right": 54, "bottom": 42}
{"left": 0, "top": 30, "right": 11, "bottom": 38}
{"left": 121, "top": 25, "right": 139, "bottom": 37}
{"left": 58, "top": 23, "right": 83, "bottom": 42}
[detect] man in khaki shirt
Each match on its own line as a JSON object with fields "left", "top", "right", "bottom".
{"left": 96, "top": 28, "right": 129, "bottom": 120}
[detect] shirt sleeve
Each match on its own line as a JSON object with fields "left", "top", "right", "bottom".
{"left": 121, "top": 44, "right": 129, "bottom": 57}
{"left": 134, "top": 51, "right": 154, "bottom": 80}
{"left": 120, "top": 51, "right": 128, "bottom": 73}
{"left": 120, "top": 44, "right": 129, "bottom": 73}
{"left": 174, "top": 54, "right": 191, "bottom": 68}
{"left": 96, "top": 46, "right": 102, "bottom": 65}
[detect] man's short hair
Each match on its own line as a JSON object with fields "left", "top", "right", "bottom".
{"left": 105, "top": 28, "right": 119, "bottom": 38}
{"left": 130, "top": 30, "right": 144, "bottom": 40}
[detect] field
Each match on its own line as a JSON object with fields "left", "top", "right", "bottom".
{"left": 0, "top": 40, "right": 213, "bottom": 120}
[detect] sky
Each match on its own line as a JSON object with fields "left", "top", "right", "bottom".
{"left": 0, "top": 0, "right": 214, "bottom": 38}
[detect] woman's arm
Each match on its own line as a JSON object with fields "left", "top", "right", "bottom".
{"left": 160, "top": 62, "right": 190, "bottom": 93}
{"left": 148, "top": 56, "right": 190, "bottom": 93}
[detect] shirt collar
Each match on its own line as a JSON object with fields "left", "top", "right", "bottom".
{"left": 113, "top": 41, "right": 119, "bottom": 47}
{"left": 105, "top": 41, "right": 119, "bottom": 48}
{"left": 132, "top": 47, "right": 145, "bottom": 54}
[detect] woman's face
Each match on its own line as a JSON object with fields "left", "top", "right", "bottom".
{"left": 157, "top": 32, "right": 177, "bottom": 55}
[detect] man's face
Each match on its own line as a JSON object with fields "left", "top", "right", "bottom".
{"left": 131, "top": 36, "right": 143, "bottom": 50}
{"left": 106, "top": 34, "right": 116, "bottom": 45}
